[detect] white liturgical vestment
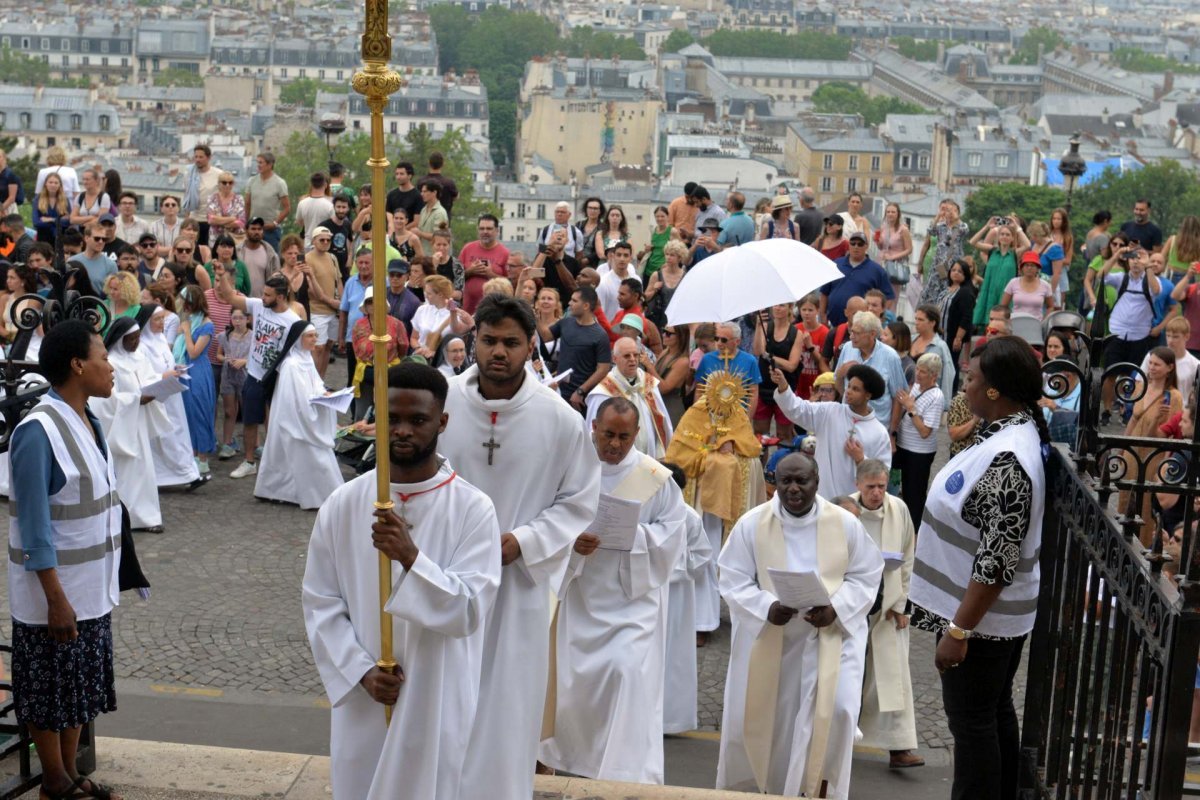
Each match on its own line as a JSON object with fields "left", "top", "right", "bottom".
{"left": 302, "top": 465, "right": 500, "bottom": 800}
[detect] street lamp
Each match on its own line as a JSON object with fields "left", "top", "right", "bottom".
{"left": 1059, "top": 133, "right": 1086, "bottom": 216}
{"left": 318, "top": 113, "right": 347, "bottom": 172}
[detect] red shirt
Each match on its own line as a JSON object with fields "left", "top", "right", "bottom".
{"left": 793, "top": 322, "right": 829, "bottom": 398}
{"left": 820, "top": 240, "right": 849, "bottom": 261}
{"left": 459, "top": 241, "right": 510, "bottom": 313}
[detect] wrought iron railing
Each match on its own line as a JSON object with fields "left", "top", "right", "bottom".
{"left": 1020, "top": 313, "right": 1200, "bottom": 798}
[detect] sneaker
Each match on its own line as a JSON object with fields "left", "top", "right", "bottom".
{"left": 217, "top": 444, "right": 237, "bottom": 460}
{"left": 198, "top": 460, "right": 211, "bottom": 477}
{"left": 230, "top": 461, "right": 258, "bottom": 479}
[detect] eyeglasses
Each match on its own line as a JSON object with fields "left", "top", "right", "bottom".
{"left": 849, "top": 240, "right": 867, "bottom": 246}
{"left": 140, "top": 242, "right": 156, "bottom": 247}
{"left": 175, "top": 247, "right": 192, "bottom": 253}
{"left": 91, "top": 236, "right": 105, "bottom": 242}
{"left": 219, "top": 180, "right": 234, "bottom": 185}
{"left": 716, "top": 336, "right": 732, "bottom": 344}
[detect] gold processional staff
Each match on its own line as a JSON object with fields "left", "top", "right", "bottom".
{"left": 353, "top": 0, "right": 404, "bottom": 724}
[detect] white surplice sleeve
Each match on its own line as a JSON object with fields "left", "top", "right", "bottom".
{"left": 774, "top": 386, "right": 835, "bottom": 431}
{"left": 895, "top": 498, "right": 916, "bottom": 615}
{"left": 89, "top": 368, "right": 144, "bottom": 460}
{"left": 385, "top": 494, "right": 501, "bottom": 639}
{"left": 510, "top": 414, "right": 601, "bottom": 588}
{"left": 828, "top": 516, "right": 884, "bottom": 637}
{"left": 718, "top": 514, "right": 774, "bottom": 637}
{"left": 684, "top": 506, "right": 713, "bottom": 578}
{"left": 302, "top": 500, "right": 377, "bottom": 708}
{"left": 620, "top": 479, "right": 686, "bottom": 600}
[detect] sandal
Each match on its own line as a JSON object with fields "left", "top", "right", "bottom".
{"left": 41, "top": 783, "right": 90, "bottom": 800}
{"left": 74, "top": 776, "right": 119, "bottom": 800}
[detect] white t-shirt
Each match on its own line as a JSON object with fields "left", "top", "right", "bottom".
{"left": 1141, "top": 349, "right": 1200, "bottom": 407}
{"left": 245, "top": 297, "right": 301, "bottom": 380}
{"left": 35, "top": 165, "right": 80, "bottom": 197}
{"left": 411, "top": 304, "right": 450, "bottom": 349}
{"left": 296, "top": 196, "right": 335, "bottom": 249}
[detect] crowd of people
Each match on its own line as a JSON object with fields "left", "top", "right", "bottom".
{"left": 0, "top": 145, "right": 1125, "bottom": 800}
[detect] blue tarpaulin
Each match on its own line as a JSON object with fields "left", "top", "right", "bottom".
{"left": 1043, "top": 156, "right": 1140, "bottom": 187}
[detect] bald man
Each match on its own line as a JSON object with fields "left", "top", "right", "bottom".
{"left": 585, "top": 337, "right": 672, "bottom": 458}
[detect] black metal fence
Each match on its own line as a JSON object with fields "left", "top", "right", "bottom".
{"left": 1020, "top": 320, "right": 1200, "bottom": 798}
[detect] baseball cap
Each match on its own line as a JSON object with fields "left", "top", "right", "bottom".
{"left": 138, "top": 232, "right": 158, "bottom": 244}
{"left": 823, "top": 215, "right": 844, "bottom": 226}
{"left": 812, "top": 372, "right": 836, "bottom": 389}
{"left": 699, "top": 219, "right": 722, "bottom": 231}
{"left": 1020, "top": 251, "right": 1042, "bottom": 266}
{"left": 98, "top": 213, "right": 116, "bottom": 224}
{"left": 387, "top": 259, "right": 410, "bottom": 275}
{"left": 311, "top": 226, "right": 332, "bottom": 240}
{"left": 248, "top": 217, "right": 266, "bottom": 227}
{"left": 847, "top": 231, "right": 868, "bottom": 244}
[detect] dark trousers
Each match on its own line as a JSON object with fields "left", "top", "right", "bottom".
{"left": 895, "top": 447, "right": 937, "bottom": 527}
{"left": 941, "top": 634, "right": 1026, "bottom": 800}
{"left": 197, "top": 221, "right": 211, "bottom": 248}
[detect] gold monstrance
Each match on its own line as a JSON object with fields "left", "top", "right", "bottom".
{"left": 353, "top": 0, "right": 404, "bottom": 724}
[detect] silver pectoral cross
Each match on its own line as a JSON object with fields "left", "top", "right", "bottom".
{"left": 482, "top": 434, "right": 500, "bottom": 466}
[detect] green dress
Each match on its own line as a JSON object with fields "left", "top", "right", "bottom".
{"left": 643, "top": 226, "right": 672, "bottom": 279}
{"left": 974, "top": 249, "right": 1018, "bottom": 327}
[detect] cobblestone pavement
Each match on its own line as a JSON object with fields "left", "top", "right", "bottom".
{"left": 0, "top": 363, "right": 1008, "bottom": 758}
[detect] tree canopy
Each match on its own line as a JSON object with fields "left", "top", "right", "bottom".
{"left": 153, "top": 68, "right": 204, "bottom": 89}
{"left": 279, "top": 77, "right": 346, "bottom": 108}
{"left": 701, "top": 29, "right": 851, "bottom": 60}
{"left": 1009, "top": 26, "right": 1064, "bottom": 66}
{"left": 660, "top": 29, "right": 696, "bottom": 54}
{"left": 0, "top": 46, "right": 88, "bottom": 88}
{"left": 1112, "top": 47, "right": 1200, "bottom": 75}
{"left": 564, "top": 27, "right": 646, "bottom": 61}
{"left": 810, "top": 82, "right": 928, "bottom": 126}
{"left": 890, "top": 37, "right": 941, "bottom": 62}
{"left": 276, "top": 126, "right": 498, "bottom": 246}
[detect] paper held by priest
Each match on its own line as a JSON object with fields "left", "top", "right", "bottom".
{"left": 766, "top": 568, "right": 831, "bottom": 610}
{"left": 591, "top": 493, "right": 641, "bottom": 551}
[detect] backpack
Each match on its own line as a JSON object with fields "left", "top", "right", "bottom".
{"left": 1115, "top": 270, "right": 1160, "bottom": 326}
{"left": 766, "top": 219, "right": 796, "bottom": 239}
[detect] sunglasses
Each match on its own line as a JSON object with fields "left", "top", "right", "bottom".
{"left": 716, "top": 336, "right": 732, "bottom": 344}
{"left": 91, "top": 236, "right": 105, "bottom": 242}
{"left": 219, "top": 180, "right": 234, "bottom": 185}
{"left": 175, "top": 247, "right": 192, "bottom": 253}
{"left": 140, "top": 242, "right": 156, "bottom": 247}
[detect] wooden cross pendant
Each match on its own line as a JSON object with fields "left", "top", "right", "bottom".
{"left": 482, "top": 434, "right": 500, "bottom": 466}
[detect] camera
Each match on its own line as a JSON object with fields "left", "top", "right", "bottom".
{"left": 1119, "top": 247, "right": 1142, "bottom": 262}
{"left": 995, "top": 217, "right": 1010, "bottom": 227}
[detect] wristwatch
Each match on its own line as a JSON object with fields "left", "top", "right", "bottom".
{"left": 908, "top": 410, "right": 918, "bottom": 419}
{"left": 947, "top": 622, "right": 974, "bottom": 641}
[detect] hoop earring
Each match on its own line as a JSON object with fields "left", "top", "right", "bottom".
{"left": 986, "top": 388, "right": 1000, "bottom": 401}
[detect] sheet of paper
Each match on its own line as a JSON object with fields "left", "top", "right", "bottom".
{"left": 542, "top": 368, "right": 573, "bottom": 387}
{"left": 142, "top": 376, "right": 187, "bottom": 400}
{"left": 881, "top": 551, "right": 905, "bottom": 571}
{"left": 311, "top": 387, "right": 356, "bottom": 414}
{"left": 590, "top": 492, "right": 641, "bottom": 552}
{"left": 767, "top": 568, "right": 832, "bottom": 610}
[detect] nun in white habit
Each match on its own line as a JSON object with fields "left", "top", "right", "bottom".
{"left": 137, "top": 304, "right": 201, "bottom": 488}
{"left": 90, "top": 317, "right": 170, "bottom": 531}
{"left": 254, "top": 321, "right": 344, "bottom": 509}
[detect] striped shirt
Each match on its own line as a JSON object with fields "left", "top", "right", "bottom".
{"left": 897, "top": 384, "right": 943, "bottom": 453}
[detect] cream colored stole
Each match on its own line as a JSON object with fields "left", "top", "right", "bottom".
{"left": 541, "top": 453, "right": 671, "bottom": 741}
{"left": 854, "top": 494, "right": 906, "bottom": 713}
{"left": 745, "top": 500, "right": 848, "bottom": 796}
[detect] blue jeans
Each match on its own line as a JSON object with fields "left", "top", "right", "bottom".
{"left": 263, "top": 226, "right": 282, "bottom": 254}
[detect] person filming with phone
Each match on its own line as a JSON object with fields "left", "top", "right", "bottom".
{"left": 459, "top": 213, "right": 510, "bottom": 314}
{"left": 1097, "top": 242, "right": 1160, "bottom": 425}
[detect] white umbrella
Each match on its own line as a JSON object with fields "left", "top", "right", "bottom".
{"left": 664, "top": 238, "right": 843, "bottom": 327}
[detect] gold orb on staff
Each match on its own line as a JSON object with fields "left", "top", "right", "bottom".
{"left": 352, "top": 0, "right": 405, "bottom": 725}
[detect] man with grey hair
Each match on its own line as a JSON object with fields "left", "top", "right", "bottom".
{"left": 794, "top": 186, "right": 824, "bottom": 244}
{"left": 693, "top": 321, "right": 761, "bottom": 413}
{"left": 833, "top": 311, "right": 907, "bottom": 427}
{"left": 585, "top": 336, "right": 673, "bottom": 458}
{"left": 851, "top": 458, "right": 923, "bottom": 770}
{"left": 538, "top": 200, "right": 583, "bottom": 258}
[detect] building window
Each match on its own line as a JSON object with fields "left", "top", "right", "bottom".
{"left": 62, "top": 39, "right": 70, "bottom": 51}
{"left": 101, "top": 40, "right": 108, "bottom": 53}
{"left": 918, "top": 152, "right": 930, "bottom": 170}
{"left": 102, "top": 57, "right": 108, "bottom": 66}
{"left": 537, "top": 204, "right": 546, "bottom": 219}
{"left": 868, "top": 178, "right": 879, "bottom": 193}
{"left": 409, "top": 122, "right": 417, "bottom": 131}
{"left": 822, "top": 154, "right": 833, "bottom": 170}
{"left": 464, "top": 123, "right": 472, "bottom": 134}
{"left": 98, "top": 116, "right": 110, "bottom": 131}
{"left": 281, "top": 68, "right": 287, "bottom": 77}
{"left": 18, "top": 112, "right": 30, "bottom": 128}
{"left": 62, "top": 55, "right": 69, "bottom": 65}
{"left": 70, "top": 114, "right": 81, "bottom": 130}
{"left": 517, "top": 203, "right": 527, "bottom": 218}
{"left": 846, "top": 177, "right": 857, "bottom": 192}
{"left": 996, "top": 153, "right": 1010, "bottom": 169}
{"left": 353, "top": 119, "right": 361, "bottom": 130}
{"left": 848, "top": 155, "right": 858, "bottom": 171}
{"left": 968, "top": 152, "right": 982, "bottom": 168}
{"left": 899, "top": 150, "right": 912, "bottom": 169}
{"left": 40, "top": 38, "right": 49, "bottom": 51}
{"left": 390, "top": 121, "right": 397, "bottom": 134}
{"left": 319, "top": 69, "right": 326, "bottom": 80}
{"left": 81, "top": 39, "right": 89, "bottom": 52}
{"left": 21, "top": 37, "right": 30, "bottom": 49}
{"left": 870, "top": 155, "right": 881, "bottom": 171}
{"left": 82, "top": 56, "right": 89, "bottom": 66}
{"left": 121, "top": 42, "right": 129, "bottom": 54}
{"left": 337, "top": 70, "right": 343, "bottom": 80}
{"left": 121, "top": 57, "right": 127, "bottom": 67}
{"left": 299, "top": 69, "right": 306, "bottom": 78}
{"left": 45, "top": 114, "right": 56, "bottom": 130}
{"left": 820, "top": 176, "right": 833, "bottom": 192}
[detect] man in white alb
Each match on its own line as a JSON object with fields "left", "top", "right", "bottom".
{"left": 717, "top": 452, "right": 882, "bottom": 799}
{"left": 540, "top": 397, "right": 686, "bottom": 783}
{"left": 302, "top": 362, "right": 500, "bottom": 800}
{"left": 585, "top": 337, "right": 673, "bottom": 458}
{"left": 851, "top": 458, "right": 924, "bottom": 769}
{"left": 441, "top": 294, "right": 601, "bottom": 800}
